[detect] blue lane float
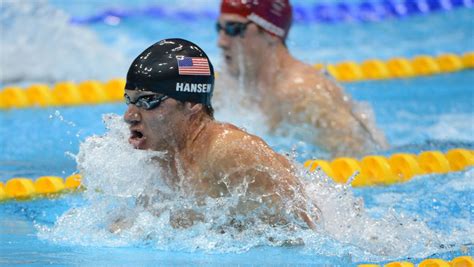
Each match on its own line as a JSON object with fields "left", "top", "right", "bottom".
{"left": 70, "top": 0, "right": 472, "bottom": 25}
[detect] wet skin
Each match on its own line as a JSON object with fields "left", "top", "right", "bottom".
{"left": 123, "top": 89, "right": 317, "bottom": 229}
{"left": 217, "top": 14, "right": 267, "bottom": 78}
{"left": 217, "top": 13, "right": 388, "bottom": 157}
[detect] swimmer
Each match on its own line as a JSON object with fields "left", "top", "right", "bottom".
{"left": 121, "top": 38, "right": 317, "bottom": 230}
{"left": 216, "top": 0, "right": 388, "bottom": 157}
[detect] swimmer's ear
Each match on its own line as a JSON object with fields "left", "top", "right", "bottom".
{"left": 262, "top": 32, "right": 279, "bottom": 46}
{"left": 184, "top": 102, "right": 203, "bottom": 115}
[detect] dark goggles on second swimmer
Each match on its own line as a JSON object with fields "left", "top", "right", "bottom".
{"left": 216, "top": 21, "right": 252, "bottom": 37}
{"left": 124, "top": 94, "right": 169, "bottom": 110}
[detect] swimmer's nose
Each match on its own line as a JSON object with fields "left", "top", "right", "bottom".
{"left": 218, "top": 30, "right": 230, "bottom": 50}
{"left": 124, "top": 104, "right": 141, "bottom": 125}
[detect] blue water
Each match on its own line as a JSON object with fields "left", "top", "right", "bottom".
{"left": 1, "top": 0, "right": 473, "bottom": 265}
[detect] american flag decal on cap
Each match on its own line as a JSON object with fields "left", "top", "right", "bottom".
{"left": 176, "top": 56, "right": 211, "bottom": 76}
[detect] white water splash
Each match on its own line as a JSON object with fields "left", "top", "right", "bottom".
{"left": 213, "top": 64, "right": 269, "bottom": 137}
{"left": 76, "top": 114, "right": 167, "bottom": 199}
{"left": 48, "top": 110, "right": 76, "bottom": 127}
{"left": 0, "top": 0, "right": 127, "bottom": 85}
{"left": 427, "top": 113, "right": 474, "bottom": 142}
{"left": 36, "top": 114, "right": 457, "bottom": 262}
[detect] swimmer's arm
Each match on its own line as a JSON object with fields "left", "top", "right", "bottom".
{"left": 109, "top": 216, "right": 134, "bottom": 234}
{"left": 136, "top": 194, "right": 199, "bottom": 229}
{"left": 135, "top": 192, "right": 204, "bottom": 229}
{"left": 169, "top": 209, "right": 204, "bottom": 229}
{"left": 109, "top": 194, "right": 164, "bottom": 233}
{"left": 284, "top": 74, "right": 384, "bottom": 156}
{"left": 315, "top": 80, "right": 387, "bottom": 155}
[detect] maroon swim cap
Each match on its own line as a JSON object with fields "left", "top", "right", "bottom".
{"left": 220, "top": 0, "right": 292, "bottom": 39}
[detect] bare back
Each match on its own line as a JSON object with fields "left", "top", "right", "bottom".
{"left": 179, "top": 121, "right": 317, "bottom": 228}
{"left": 261, "top": 57, "right": 388, "bottom": 157}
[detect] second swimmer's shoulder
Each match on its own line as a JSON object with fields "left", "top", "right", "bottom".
{"left": 277, "top": 60, "right": 327, "bottom": 91}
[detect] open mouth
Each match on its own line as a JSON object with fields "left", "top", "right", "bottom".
{"left": 129, "top": 129, "right": 146, "bottom": 149}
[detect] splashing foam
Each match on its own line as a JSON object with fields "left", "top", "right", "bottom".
{"left": 76, "top": 114, "right": 167, "bottom": 199}
{"left": 213, "top": 59, "right": 269, "bottom": 137}
{"left": 427, "top": 113, "right": 474, "bottom": 142}
{"left": 0, "top": 0, "right": 127, "bottom": 85}
{"left": 38, "top": 114, "right": 452, "bottom": 261}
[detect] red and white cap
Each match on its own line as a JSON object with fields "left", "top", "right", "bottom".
{"left": 220, "top": 0, "right": 292, "bottom": 39}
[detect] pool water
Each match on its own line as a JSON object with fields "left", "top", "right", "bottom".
{"left": 1, "top": 0, "right": 473, "bottom": 265}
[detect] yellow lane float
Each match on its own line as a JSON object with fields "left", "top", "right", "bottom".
{"left": 436, "top": 53, "right": 463, "bottom": 72}
{"left": 411, "top": 55, "right": 440, "bottom": 76}
{"left": 325, "top": 51, "right": 473, "bottom": 82}
{"left": 446, "top": 148, "right": 474, "bottom": 171}
{"left": 330, "top": 157, "right": 362, "bottom": 184}
{"left": 418, "top": 258, "right": 451, "bottom": 267}
{"left": 26, "top": 84, "right": 56, "bottom": 107}
{"left": 1, "top": 174, "right": 82, "bottom": 201}
{"left": 361, "top": 155, "right": 398, "bottom": 185}
{"left": 462, "top": 52, "right": 474, "bottom": 68}
{"left": 388, "top": 153, "right": 424, "bottom": 182}
{"left": 34, "top": 176, "right": 66, "bottom": 194}
{"left": 357, "top": 255, "right": 472, "bottom": 267}
{"left": 1, "top": 52, "right": 473, "bottom": 109}
{"left": 1, "top": 148, "right": 472, "bottom": 201}
{"left": 327, "top": 61, "right": 364, "bottom": 82}
{"left": 384, "top": 262, "right": 414, "bottom": 267}
{"left": 1, "top": 87, "right": 30, "bottom": 108}
{"left": 386, "top": 57, "right": 415, "bottom": 78}
{"left": 65, "top": 174, "right": 82, "bottom": 189}
{"left": 303, "top": 159, "right": 334, "bottom": 178}
{"left": 451, "top": 256, "right": 474, "bottom": 267}
{"left": 417, "top": 151, "right": 451, "bottom": 174}
{"left": 305, "top": 148, "right": 473, "bottom": 187}
{"left": 360, "top": 59, "right": 390, "bottom": 80}
{"left": 5, "top": 178, "right": 36, "bottom": 198}
{"left": 0, "top": 182, "right": 6, "bottom": 200}
{"left": 0, "top": 78, "right": 125, "bottom": 109}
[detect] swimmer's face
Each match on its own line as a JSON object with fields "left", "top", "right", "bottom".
{"left": 124, "top": 90, "right": 185, "bottom": 151}
{"left": 217, "top": 14, "right": 264, "bottom": 77}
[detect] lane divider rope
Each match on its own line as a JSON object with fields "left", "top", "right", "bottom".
{"left": 1, "top": 52, "right": 472, "bottom": 110}
{"left": 1, "top": 180, "right": 471, "bottom": 266}
{"left": 319, "top": 51, "right": 474, "bottom": 82}
{"left": 1, "top": 148, "right": 472, "bottom": 202}
{"left": 304, "top": 148, "right": 474, "bottom": 187}
{"left": 358, "top": 255, "right": 473, "bottom": 267}
{"left": 69, "top": 0, "right": 473, "bottom": 25}
{"left": 0, "top": 174, "right": 82, "bottom": 201}
{"left": 0, "top": 79, "right": 125, "bottom": 109}
{"left": 1, "top": 180, "right": 472, "bottom": 267}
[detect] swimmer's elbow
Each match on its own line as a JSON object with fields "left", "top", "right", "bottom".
{"left": 169, "top": 209, "right": 205, "bottom": 229}
{"left": 298, "top": 210, "right": 317, "bottom": 230}
{"left": 109, "top": 217, "right": 134, "bottom": 234}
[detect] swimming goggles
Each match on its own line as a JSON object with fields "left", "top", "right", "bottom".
{"left": 124, "top": 94, "right": 169, "bottom": 110}
{"left": 216, "top": 21, "right": 252, "bottom": 37}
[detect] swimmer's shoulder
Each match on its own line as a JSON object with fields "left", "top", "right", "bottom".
{"left": 204, "top": 121, "right": 291, "bottom": 170}
{"left": 202, "top": 122, "right": 253, "bottom": 175}
{"left": 206, "top": 121, "right": 267, "bottom": 150}
{"left": 203, "top": 122, "right": 268, "bottom": 159}
{"left": 280, "top": 59, "right": 351, "bottom": 105}
{"left": 278, "top": 59, "right": 334, "bottom": 92}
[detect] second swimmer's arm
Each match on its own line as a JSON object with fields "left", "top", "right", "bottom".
{"left": 285, "top": 74, "right": 383, "bottom": 156}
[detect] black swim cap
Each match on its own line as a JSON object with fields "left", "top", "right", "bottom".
{"left": 125, "top": 38, "right": 214, "bottom": 107}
